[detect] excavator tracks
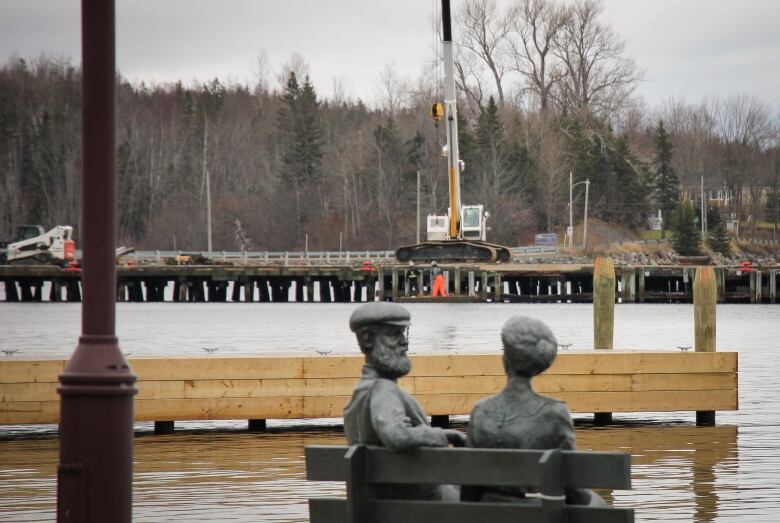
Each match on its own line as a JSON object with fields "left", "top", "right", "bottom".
{"left": 395, "top": 240, "right": 511, "bottom": 264}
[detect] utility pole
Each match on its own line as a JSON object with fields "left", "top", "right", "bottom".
{"left": 569, "top": 173, "right": 590, "bottom": 248}
{"left": 583, "top": 179, "right": 590, "bottom": 249}
{"left": 203, "top": 113, "right": 212, "bottom": 255}
{"left": 568, "top": 171, "right": 574, "bottom": 248}
{"left": 57, "top": 1, "right": 136, "bottom": 521}
{"left": 416, "top": 170, "right": 421, "bottom": 244}
{"left": 700, "top": 175, "right": 707, "bottom": 242}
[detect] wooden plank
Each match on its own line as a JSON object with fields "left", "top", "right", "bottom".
{"left": 137, "top": 377, "right": 358, "bottom": 400}
{"left": 306, "top": 446, "right": 630, "bottom": 489}
{"left": 1, "top": 372, "right": 735, "bottom": 403}
{"left": 303, "top": 395, "right": 352, "bottom": 418}
{"left": 0, "top": 359, "right": 66, "bottom": 384}
{"left": 130, "top": 356, "right": 305, "bottom": 380}
{"left": 630, "top": 373, "right": 736, "bottom": 392}
{"left": 303, "top": 356, "right": 364, "bottom": 378}
{"left": 546, "top": 352, "right": 737, "bottom": 375}
{"left": 0, "top": 400, "right": 59, "bottom": 424}
{"left": 415, "top": 389, "right": 737, "bottom": 416}
{"left": 0, "top": 352, "right": 738, "bottom": 383}
{"left": 134, "top": 397, "right": 304, "bottom": 421}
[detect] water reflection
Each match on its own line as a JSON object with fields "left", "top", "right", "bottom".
{"left": 0, "top": 422, "right": 744, "bottom": 522}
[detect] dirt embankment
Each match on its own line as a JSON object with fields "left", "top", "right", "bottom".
{"left": 520, "top": 219, "right": 780, "bottom": 267}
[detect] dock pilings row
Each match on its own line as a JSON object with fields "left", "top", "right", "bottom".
{"left": 0, "top": 264, "right": 777, "bottom": 303}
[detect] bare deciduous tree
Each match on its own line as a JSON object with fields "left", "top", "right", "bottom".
{"left": 506, "top": 0, "right": 568, "bottom": 113}
{"left": 552, "top": 0, "right": 641, "bottom": 120}
{"left": 457, "top": 0, "right": 512, "bottom": 106}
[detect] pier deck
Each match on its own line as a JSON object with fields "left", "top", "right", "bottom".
{"left": 1, "top": 352, "right": 737, "bottom": 427}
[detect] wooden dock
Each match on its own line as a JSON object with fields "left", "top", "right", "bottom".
{"left": 0, "top": 262, "right": 776, "bottom": 304}
{"left": 0, "top": 352, "right": 737, "bottom": 429}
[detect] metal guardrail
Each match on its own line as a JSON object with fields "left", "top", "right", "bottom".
{"left": 113, "top": 245, "right": 560, "bottom": 266}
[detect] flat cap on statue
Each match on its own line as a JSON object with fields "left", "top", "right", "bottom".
{"left": 349, "top": 302, "right": 411, "bottom": 332}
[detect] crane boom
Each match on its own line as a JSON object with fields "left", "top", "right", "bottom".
{"left": 394, "top": 0, "right": 511, "bottom": 264}
{"left": 441, "top": 0, "right": 461, "bottom": 239}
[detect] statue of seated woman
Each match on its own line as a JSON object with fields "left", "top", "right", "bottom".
{"left": 463, "top": 316, "right": 605, "bottom": 506}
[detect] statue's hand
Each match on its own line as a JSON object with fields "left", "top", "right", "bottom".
{"left": 444, "top": 429, "right": 467, "bottom": 447}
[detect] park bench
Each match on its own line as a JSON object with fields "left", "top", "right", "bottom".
{"left": 305, "top": 444, "right": 634, "bottom": 523}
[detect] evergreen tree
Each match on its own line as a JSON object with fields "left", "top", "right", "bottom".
{"left": 670, "top": 200, "right": 702, "bottom": 255}
{"left": 654, "top": 120, "right": 679, "bottom": 238}
{"left": 610, "top": 135, "right": 650, "bottom": 228}
{"left": 277, "top": 72, "right": 324, "bottom": 239}
{"left": 706, "top": 206, "right": 732, "bottom": 254}
{"left": 473, "top": 96, "right": 510, "bottom": 212}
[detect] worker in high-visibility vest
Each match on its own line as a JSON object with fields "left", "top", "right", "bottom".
{"left": 431, "top": 260, "right": 446, "bottom": 297}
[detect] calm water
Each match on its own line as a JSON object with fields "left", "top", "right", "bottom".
{"left": 1, "top": 302, "right": 779, "bottom": 522}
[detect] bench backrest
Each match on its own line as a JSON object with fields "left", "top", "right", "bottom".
{"left": 306, "top": 445, "right": 634, "bottom": 523}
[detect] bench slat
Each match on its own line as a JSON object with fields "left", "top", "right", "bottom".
{"left": 309, "top": 498, "right": 634, "bottom": 523}
{"left": 305, "top": 446, "right": 631, "bottom": 489}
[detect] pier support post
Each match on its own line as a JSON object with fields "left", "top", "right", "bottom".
{"left": 468, "top": 271, "right": 475, "bottom": 297}
{"left": 66, "top": 280, "right": 81, "bottom": 302}
{"left": 245, "top": 279, "right": 256, "bottom": 302}
{"left": 391, "top": 269, "right": 398, "bottom": 302}
{"left": 593, "top": 257, "right": 615, "bottom": 350}
{"left": 320, "top": 280, "right": 332, "bottom": 303}
{"left": 638, "top": 269, "right": 646, "bottom": 302}
{"left": 248, "top": 419, "right": 267, "bottom": 432}
{"left": 749, "top": 271, "right": 758, "bottom": 303}
{"left": 694, "top": 266, "right": 717, "bottom": 425}
{"left": 306, "top": 279, "right": 315, "bottom": 302}
{"left": 154, "top": 421, "right": 174, "bottom": 435}
{"left": 4, "top": 281, "right": 19, "bottom": 302}
{"left": 50, "top": 279, "right": 63, "bottom": 302}
{"left": 454, "top": 267, "right": 461, "bottom": 297}
{"left": 480, "top": 272, "right": 488, "bottom": 302}
{"left": 715, "top": 267, "right": 726, "bottom": 303}
{"left": 430, "top": 415, "right": 450, "bottom": 429}
{"left": 294, "top": 279, "right": 304, "bottom": 302}
{"left": 494, "top": 273, "right": 502, "bottom": 302}
{"left": 770, "top": 270, "right": 777, "bottom": 304}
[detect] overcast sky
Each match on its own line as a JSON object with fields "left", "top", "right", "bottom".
{"left": 1, "top": 0, "right": 779, "bottom": 113}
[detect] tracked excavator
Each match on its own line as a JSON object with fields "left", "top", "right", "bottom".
{"left": 395, "top": 0, "right": 511, "bottom": 264}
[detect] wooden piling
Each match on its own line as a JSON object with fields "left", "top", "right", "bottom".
{"left": 391, "top": 269, "right": 398, "bottom": 302}
{"left": 306, "top": 279, "right": 315, "bottom": 302}
{"left": 244, "top": 279, "right": 255, "bottom": 302}
{"left": 694, "top": 266, "right": 717, "bottom": 426}
{"left": 749, "top": 271, "right": 757, "bottom": 303}
{"left": 494, "top": 273, "right": 502, "bottom": 302}
{"left": 637, "top": 269, "right": 646, "bottom": 303}
{"left": 770, "top": 270, "right": 777, "bottom": 303}
{"left": 454, "top": 267, "right": 461, "bottom": 297}
{"left": 468, "top": 271, "right": 475, "bottom": 297}
{"left": 694, "top": 267, "right": 717, "bottom": 353}
{"left": 715, "top": 267, "right": 726, "bottom": 303}
{"left": 480, "top": 272, "right": 488, "bottom": 302}
{"left": 593, "top": 257, "right": 615, "bottom": 350}
{"left": 4, "top": 281, "right": 19, "bottom": 301}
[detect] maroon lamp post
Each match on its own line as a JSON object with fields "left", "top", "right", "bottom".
{"left": 57, "top": 1, "right": 137, "bottom": 521}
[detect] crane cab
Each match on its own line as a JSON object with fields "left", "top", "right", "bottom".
{"left": 426, "top": 205, "right": 488, "bottom": 241}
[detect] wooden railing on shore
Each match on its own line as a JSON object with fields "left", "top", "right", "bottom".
{"left": 0, "top": 351, "right": 737, "bottom": 427}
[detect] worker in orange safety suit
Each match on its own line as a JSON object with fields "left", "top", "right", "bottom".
{"left": 431, "top": 260, "right": 446, "bottom": 297}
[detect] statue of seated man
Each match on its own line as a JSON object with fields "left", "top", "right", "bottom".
{"left": 463, "top": 315, "right": 605, "bottom": 506}
{"left": 344, "top": 302, "right": 466, "bottom": 499}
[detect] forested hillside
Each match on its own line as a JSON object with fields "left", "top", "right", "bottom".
{"left": 1, "top": 0, "right": 777, "bottom": 251}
